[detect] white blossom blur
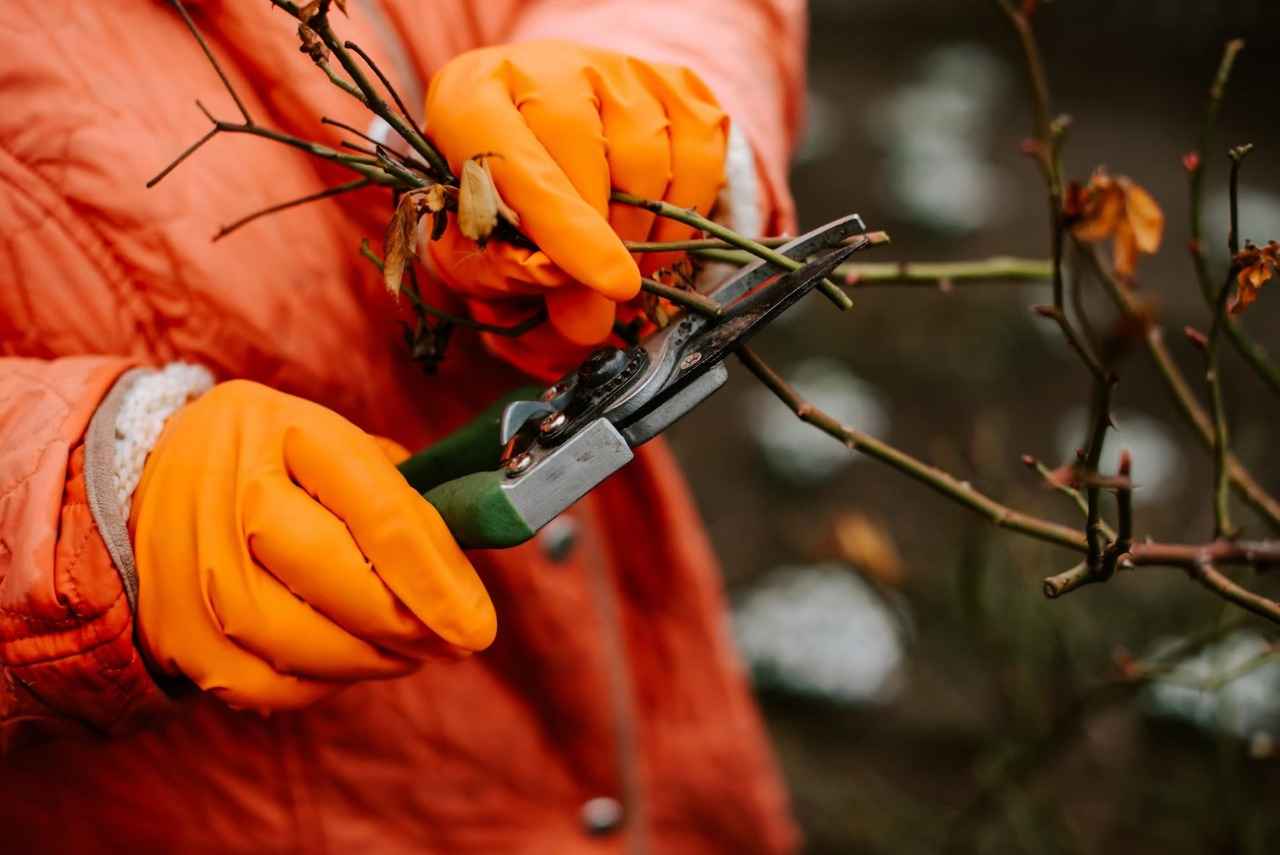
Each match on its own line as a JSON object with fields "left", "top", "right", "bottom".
{"left": 732, "top": 564, "right": 907, "bottom": 704}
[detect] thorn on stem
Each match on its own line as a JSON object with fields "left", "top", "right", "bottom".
{"left": 1184, "top": 325, "right": 1209, "bottom": 351}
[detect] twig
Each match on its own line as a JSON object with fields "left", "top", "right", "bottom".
{"left": 1022, "top": 454, "right": 1117, "bottom": 542}
{"left": 689, "top": 250, "right": 1053, "bottom": 288}
{"left": 948, "top": 612, "right": 1250, "bottom": 843}
{"left": 358, "top": 239, "right": 544, "bottom": 336}
{"left": 1080, "top": 243, "right": 1280, "bottom": 532}
{"left": 268, "top": 0, "right": 452, "bottom": 180}
{"left": 148, "top": 106, "right": 400, "bottom": 189}
{"left": 611, "top": 191, "right": 857, "bottom": 310}
{"left": 1187, "top": 40, "right": 1280, "bottom": 400}
{"left": 626, "top": 237, "right": 790, "bottom": 252}
{"left": 640, "top": 278, "right": 721, "bottom": 317}
{"left": 1127, "top": 539, "right": 1280, "bottom": 569}
{"left": 1189, "top": 562, "right": 1280, "bottom": 624}
{"left": 213, "top": 178, "right": 372, "bottom": 240}
{"left": 342, "top": 39, "right": 417, "bottom": 127}
{"left": 1063, "top": 539, "right": 1280, "bottom": 622}
{"left": 167, "top": 0, "right": 253, "bottom": 125}
{"left": 1204, "top": 145, "right": 1253, "bottom": 538}
{"left": 736, "top": 345, "right": 1088, "bottom": 552}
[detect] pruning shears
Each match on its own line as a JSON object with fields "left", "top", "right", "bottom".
{"left": 398, "top": 214, "right": 874, "bottom": 548}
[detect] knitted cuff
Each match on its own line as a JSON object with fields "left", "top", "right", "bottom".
{"left": 83, "top": 363, "right": 214, "bottom": 611}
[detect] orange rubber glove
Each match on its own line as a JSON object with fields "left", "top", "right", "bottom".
{"left": 425, "top": 40, "right": 728, "bottom": 359}
{"left": 129, "top": 381, "right": 496, "bottom": 711}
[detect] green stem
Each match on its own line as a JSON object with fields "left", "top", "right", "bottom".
{"left": 611, "top": 191, "right": 855, "bottom": 310}
{"left": 640, "top": 279, "right": 721, "bottom": 317}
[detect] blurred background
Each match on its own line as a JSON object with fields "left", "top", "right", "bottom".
{"left": 663, "top": 2, "right": 1280, "bottom": 852}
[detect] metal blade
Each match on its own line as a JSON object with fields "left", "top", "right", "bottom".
{"left": 704, "top": 213, "right": 866, "bottom": 308}
{"left": 499, "top": 399, "right": 556, "bottom": 446}
{"left": 611, "top": 237, "right": 870, "bottom": 444}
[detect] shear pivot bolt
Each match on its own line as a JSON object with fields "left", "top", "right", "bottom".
{"left": 679, "top": 352, "right": 702, "bottom": 371}
{"left": 505, "top": 453, "right": 533, "bottom": 477}
{"left": 540, "top": 412, "right": 567, "bottom": 433}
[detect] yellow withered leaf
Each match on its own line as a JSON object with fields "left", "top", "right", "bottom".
{"left": 457, "top": 156, "right": 519, "bottom": 243}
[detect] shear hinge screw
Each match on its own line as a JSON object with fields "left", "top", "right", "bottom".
{"left": 540, "top": 412, "right": 567, "bottom": 433}
{"left": 505, "top": 453, "right": 533, "bottom": 477}
{"left": 679, "top": 352, "right": 702, "bottom": 371}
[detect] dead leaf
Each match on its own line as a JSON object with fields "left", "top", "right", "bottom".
{"left": 383, "top": 192, "right": 419, "bottom": 296}
{"left": 823, "top": 512, "right": 904, "bottom": 588}
{"left": 297, "top": 23, "right": 328, "bottom": 63}
{"left": 458, "top": 155, "right": 519, "bottom": 244}
{"left": 1230, "top": 240, "right": 1278, "bottom": 315}
{"left": 1069, "top": 168, "right": 1164, "bottom": 278}
{"left": 299, "top": 0, "right": 320, "bottom": 21}
{"left": 333, "top": 0, "right": 349, "bottom": 15}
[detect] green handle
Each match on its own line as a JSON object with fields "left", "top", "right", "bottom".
{"left": 397, "top": 386, "right": 541, "bottom": 549}
{"left": 421, "top": 470, "right": 536, "bottom": 549}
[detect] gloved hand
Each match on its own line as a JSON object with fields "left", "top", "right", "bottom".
{"left": 129, "top": 380, "right": 496, "bottom": 711}
{"left": 425, "top": 40, "right": 728, "bottom": 357}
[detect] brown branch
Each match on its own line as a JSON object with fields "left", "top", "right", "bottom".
{"left": 168, "top": 0, "right": 253, "bottom": 125}
{"left": 268, "top": 1, "right": 452, "bottom": 180}
{"left": 358, "top": 240, "right": 544, "bottom": 337}
{"left": 145, "top": 126, "right": 218, "bottom": 188}
{"left": 1203, "top": 144, "right": 1253, "bottom": 537}
{"left": 213, "top": 178, "right": 372, "bottom": 241}
{"left": 640, "top": 278, "right": 721, "bottom": 318}
{"left": 1187, "top": 41, "right": 1280, "bottom": 400}
{"left": 342, "top": 39, "right": 417, "bottom": 127}
{"left": 736, "top": 345, "right": 1089, "bottom": 553}
{"left": 1081, "top": 243, "right": 1280, "bottom": 532}
{"left": 689, "top": 249, "right": 1053, "bottom": 288}
{"left": 1022, "top": 454, "right": 1117, "bottom": 542}
{"left": 1189, "top": 563, "right": 1280, "bottom": 624}
{"left": 147, "top": 108, "right": 400, "bottom": 189}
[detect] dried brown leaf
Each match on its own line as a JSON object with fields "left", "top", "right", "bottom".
{"left": 1070, "top": 169, "right": 1164, "bottom": 278}
{"left": 297, "top": 23, "right": 328, "bottom": 63}
{"left": 334, "top": 0, "right": 349, "bottom": 15}
{"left": 299, "top": 0, "right": 320, "bottom": 21}
{"left": 824, "top": 512, "right": 905, "bottom": 588}
{"left": 383, "top": 192, "right": 420, "bottom": 295}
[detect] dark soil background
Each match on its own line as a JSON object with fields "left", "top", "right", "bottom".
{"left": 664, "top": 2, "right": 1280, "bottom": 852}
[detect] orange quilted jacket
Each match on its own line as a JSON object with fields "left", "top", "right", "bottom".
{"left": 0, "top": 1, "right": 805, "bottom": 851}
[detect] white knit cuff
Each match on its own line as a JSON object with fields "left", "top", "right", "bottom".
{"left": 109, "top": 363, "right": 214, "bottom": 515}
{"left": 84, "top": 362, "right": 214, "bottom": 611}
{"left": 695, "top": 121, "right": 763, "bottom": 293}
{"left": 719, "top": 121, "right": 763, "bottom": 238}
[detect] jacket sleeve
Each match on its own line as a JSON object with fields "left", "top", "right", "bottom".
{"left": 504, "top": 0, "right": 807, "bottom": 233}
{"left": 0, "top": 357, "right": 168, "bottom": 753}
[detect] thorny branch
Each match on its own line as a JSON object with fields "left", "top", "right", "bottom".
{"left": 1187, "top": 40, "right": 1280, "bottom": 400}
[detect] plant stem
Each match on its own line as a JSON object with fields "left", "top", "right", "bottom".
{"left": 640, "top": 279, "right": 721, "bottom": 317}
{"left": 1081, "top": 243, "right": 1280, "bottom": 532}
{"left": 1022, "top": 455, "right": 1117, "bottom": 541}
{"left": 214, "top": 178, "right": 372, "bottom": 240}
{"left": 167, "top": 0, "right": 253, "bottom": 125}
{"left": 1187, "top": 40, "right": 1280, "bottom": 399}
{"left": 690, "top": 250, "right": 1054, "bottom": 288}
{"left": 268, "top": 0, "right": 453, "bottom": 181}
{"left": 736, "top": 345, "right": 1089, "bottom": 552}
{"left": 611, "top": 191, "right": 855, "bottom": 310}
{"left": 1205, "top": 145, "right": 1253, "bottom": 537}
{"left": 626, "top": 237, "right": 790, "bottom": 252}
